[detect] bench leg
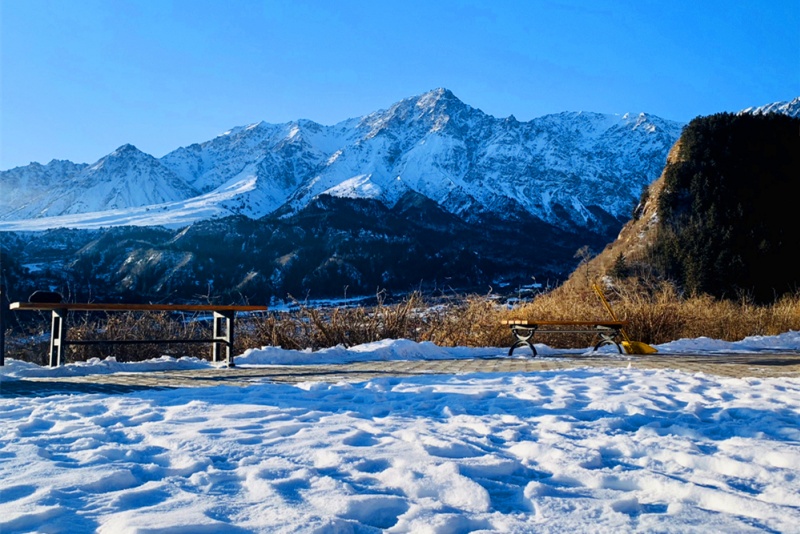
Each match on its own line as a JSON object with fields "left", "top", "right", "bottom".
{"left": 592, "top": 328, "right": 623, "bottom": 354}
{"left": 49, "top": 309, "right": 67, "bottom": 367}
{"left": 509, "top": 326, "right": 537, "bottom": 357}
{"left": 212, "top": 311, "right": 235, "bottom": 367}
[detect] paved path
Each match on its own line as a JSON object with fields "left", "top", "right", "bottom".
{"left": 3, "top": 353, "right": 800, "bottom": 397}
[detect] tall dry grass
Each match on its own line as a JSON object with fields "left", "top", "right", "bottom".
{"left": 512, "top": 277, "right": 800, "bottom": 345}
{"left": 5, "top": 281, "right": 800, "bottom": 364}
{"left": 238, "top": 292, "right": 511, "bottom": 351}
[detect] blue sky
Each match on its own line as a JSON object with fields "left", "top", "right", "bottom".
{"left": 1, "top": 0, "right": 798, "bottom": 170}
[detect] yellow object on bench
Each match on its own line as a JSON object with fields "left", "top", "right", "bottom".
{"left": 10, "top": 302, "right": 268, "bottom": 368}
{"left": 501, "top": 319, "right": 629, "bottom": 357}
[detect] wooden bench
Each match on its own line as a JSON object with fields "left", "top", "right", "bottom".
{"left": 502, "top": 319, "right": 629, "bottom": 356}
{"left": 9, "top": 302, "right": 268, "bottom": 368}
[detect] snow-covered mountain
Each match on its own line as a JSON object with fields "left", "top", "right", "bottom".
{"left": 0, "top": 159, "right": 88, "bottom": 220}
{"left": 269, "top": 90, "right": 682, "bottom": 229}
{"left": 740, "top": 96, "right": 800, "bottom": 118}
{"left": 0, "top": 89, "right": 683, "bottom": 231}
{"left": 0, "top": 145, "right": 197, "bottom": 221}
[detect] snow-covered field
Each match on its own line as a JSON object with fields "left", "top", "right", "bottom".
{"left": 2, "top": 335, "right": 800, "bottom": 533}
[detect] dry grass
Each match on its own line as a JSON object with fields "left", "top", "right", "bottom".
{"left": 4, "top": 311, "right": 213, "bottom": 365}
{"left": 238, "top": 292, "right": 512, "bottom": 352}
{"left": 511, "top": 277, "right": 800, "bottom": 345}
{"left": 5, "top": 281, "right": 800, "bottom": 365}
{"left": 238, "top": 292, "right": 429, "bottom": 351}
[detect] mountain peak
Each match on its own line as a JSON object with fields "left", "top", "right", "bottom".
{"left": 110, "top": 144, "right": 145, "bottom": 157}
{"left": 415, "top": 87, "right": 463, "bottom": 110}
{"left": 429, "top": 87, "right": 456, "bottom": 99}
{"left": 85, "top": 143, "right": 161, "bottom": 175}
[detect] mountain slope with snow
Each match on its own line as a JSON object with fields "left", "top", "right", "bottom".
{"left": 0, "top": 159, "right": 88, "bottom": 220}
{"left": 0, "top": 145, "right": 198, "bottom": 221}
{"left": 0, "top": 89, "right": 683, "bottom": 231}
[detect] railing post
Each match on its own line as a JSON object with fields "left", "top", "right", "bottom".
{"left": 212, "top": 310, "right": 235, "bottom": 368}
{"left": 50, "top": 309, "right": 67, "bottom": 367}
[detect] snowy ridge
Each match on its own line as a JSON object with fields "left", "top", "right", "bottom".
{"left": 1, "top": 89, "right": 683, "bottom": 231}
{"left": 740, "top": 96, "right": 800, "bottom": 118}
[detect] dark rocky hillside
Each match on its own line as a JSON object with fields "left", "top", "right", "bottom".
{"left": 573, "top": 112, "right": 800, "bottom": 302}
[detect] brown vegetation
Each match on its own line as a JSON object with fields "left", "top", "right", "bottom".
{"left": 6, "top": 281, "right": 800, "bottom": 365}
{"left": 527, "top": 277, "right": 800, "bottom": 345}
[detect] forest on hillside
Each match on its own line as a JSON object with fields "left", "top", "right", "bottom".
{"left": 646, "top": 112, "right": 800, "bottom": 302}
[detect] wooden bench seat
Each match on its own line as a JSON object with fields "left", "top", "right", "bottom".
{"left": 9, "top": 302, "right": 268, "bottom": 368}
{"left": 501, "top": 319, "right": 629, "bottom": 356}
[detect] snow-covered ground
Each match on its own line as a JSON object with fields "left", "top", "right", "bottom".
{"left": 1, "top": 334, "right": 799, "bottom": 533}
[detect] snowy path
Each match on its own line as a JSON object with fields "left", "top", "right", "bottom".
{"left": 3, "top": 352, "right": 800, "bottom": 399}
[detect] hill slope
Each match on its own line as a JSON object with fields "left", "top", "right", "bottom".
{"left": 569, "top": 110, "right": 800, "bottom": 302}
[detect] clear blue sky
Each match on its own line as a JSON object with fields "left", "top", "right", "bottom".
{"left": 1, "top": 0, "right": 798, "bottom": 170}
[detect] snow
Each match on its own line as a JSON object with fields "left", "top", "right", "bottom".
{"left": 0, "top": 175, "right": 259, "bottom": 231}
{"left": 323, "top": 174, "right": 384, "bottom": 200}
{"left": 2, "top": 334, "right": 800, "bottom": 532}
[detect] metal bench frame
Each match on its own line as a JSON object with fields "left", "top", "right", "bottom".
{"left": 502, "top": 320, "right": 629, "bottom": 356}
{"left": 9, "top": 302, "right": 268, "bottom": 368}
